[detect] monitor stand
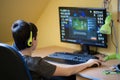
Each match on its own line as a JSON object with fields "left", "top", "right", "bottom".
{"left": 73, "top": 45, "right": 99, "bottom": 55}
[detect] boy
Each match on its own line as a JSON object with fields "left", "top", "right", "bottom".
{"left": 12, "top": 20, "right": 101, "bottom": 80}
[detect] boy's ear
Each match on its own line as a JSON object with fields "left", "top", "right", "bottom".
{"left": 32, "top": 37, "right": 36, "bottom": 40}
{"left": 31, "top": 37, "right": 36, "bottom": 44}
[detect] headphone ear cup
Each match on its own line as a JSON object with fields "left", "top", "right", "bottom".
{"left": 27, "top": 31, "right": 32, "bottom": 46}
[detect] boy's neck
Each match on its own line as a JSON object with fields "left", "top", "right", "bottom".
{"left": 20, "top": 48, "right": 32, "bottom": 56}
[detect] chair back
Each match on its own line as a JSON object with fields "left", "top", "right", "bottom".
{"left": 0, "top": 43, "right": 32, "bottom": 80}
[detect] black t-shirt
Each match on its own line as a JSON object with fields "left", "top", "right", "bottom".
{"left": 23, "top": 56, "right": 56, "bottom": 80}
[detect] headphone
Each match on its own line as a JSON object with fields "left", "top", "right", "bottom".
{"left": 27, "top": 24, "right": 33, "bottom": 47}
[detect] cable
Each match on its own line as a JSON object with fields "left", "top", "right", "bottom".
{"left": 111, "top": 21, "right": 117, "bottom": 49}
{"left": 103, "top": 0, "right": 112, "bottom": 11}
{"left": 111, "top": 20, "right": 119, "bottom": 54}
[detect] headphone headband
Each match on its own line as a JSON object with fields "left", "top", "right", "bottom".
{"left": 27, "top": 23, "right": 32, "bottom": 47}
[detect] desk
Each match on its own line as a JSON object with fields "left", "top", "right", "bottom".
{"left": 32, "top": 46, "right": 120, "bottom": 80}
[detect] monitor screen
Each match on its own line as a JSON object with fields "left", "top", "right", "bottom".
{"left": 59, "top": 7, "right": 107, "bottom": 54}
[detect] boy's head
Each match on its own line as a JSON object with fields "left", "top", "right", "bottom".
{"left": 12, "top": 20, "right": 38, "bottom": 50}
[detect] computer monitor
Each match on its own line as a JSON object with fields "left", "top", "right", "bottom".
{"left": 59, "top": 7, "right": 107, "bottom": 55}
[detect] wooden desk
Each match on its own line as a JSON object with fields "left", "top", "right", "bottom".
{"left": 32, "top": 46, "right": 120, "bottom": 80}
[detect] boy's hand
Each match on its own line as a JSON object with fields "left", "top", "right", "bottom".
{"left": 86, "top": 59, "right": 102, "bottom": 67}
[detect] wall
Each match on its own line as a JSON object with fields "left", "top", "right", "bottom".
{"left": 36, "top": 0, "right": 120, "bottom": 55}
{"left": 0, "top": 0, "right": 50, "bottom": 42}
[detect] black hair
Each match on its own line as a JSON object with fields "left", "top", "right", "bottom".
{"left": 12, "top": 20, "right": 38, "bottom": 50}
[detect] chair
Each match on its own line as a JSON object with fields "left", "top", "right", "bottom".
{"left": 0, "top": 43, "right": 32, "bottom": 80}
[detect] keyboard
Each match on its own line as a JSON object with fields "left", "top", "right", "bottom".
{"left": 43, "top": 52, "right": 99, "bottom": 65}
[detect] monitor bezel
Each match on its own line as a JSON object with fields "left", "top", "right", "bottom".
{"left": 59, "top": 7, "right": 108, "bottom": 48}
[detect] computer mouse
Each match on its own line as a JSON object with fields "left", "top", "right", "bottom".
{"left": 91, "top": 62, "right": 101, "bottom": 67}
{"left": 93, "top": 56, "right": 99, "bottom": 59}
